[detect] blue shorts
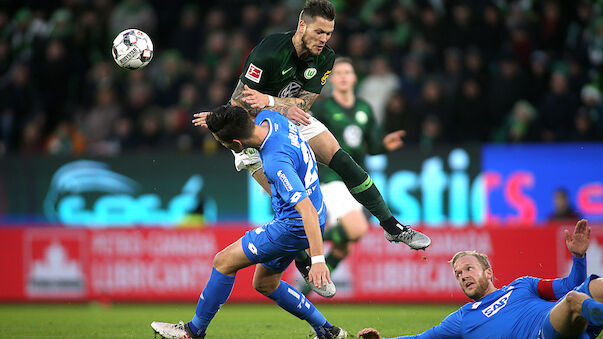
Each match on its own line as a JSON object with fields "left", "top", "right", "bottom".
{"left": 540, "top": 275, "right": 601, "bottom": 339}
{"left": 241, "top": 219, "right": 325, "bottom": 273}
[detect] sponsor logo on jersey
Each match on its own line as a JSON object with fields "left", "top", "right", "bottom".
{"left": 277, "top": 170, "right": 293, "bottom": 191}
{"left": 290, "top": 192, "right": 302, "bottom": 204}
{"left": 482, "top": 290, "right": 513, "bottom": 318}
{"left": 343, "top": 125, "right": 363, "bottom": 148}
{"left": 282, "top": 66, "right": 294, "bottom": 76}
{"left": 245, "top": 63, "right": 263, "bottom": 83}
{"left": 471, "top": 301, "right": 482, "bottom": 309}
{"left": 279, "top": 81, "right": 302, "bottom": 98}
{"left": 321, "top": 70, "right": 332, "bottom": 85}
{"left": 304, "top": 68, "right": 317, "bottom": 79}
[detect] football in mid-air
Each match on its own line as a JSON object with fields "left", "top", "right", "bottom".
{"left": 112, "top": 28, "right": 153, "bottom": 70}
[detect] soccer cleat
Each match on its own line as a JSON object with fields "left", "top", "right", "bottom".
{"left": 313, "top": 326, "right": 349, "bottom": 339}
{"left": 295, "top": 257, "right": 336, "bottom": 298}
{"left": 384, "top": 224, "right": 431, "bottom": 250}
{"left": 151, "top": 321, "right": 204, "bottom": 339}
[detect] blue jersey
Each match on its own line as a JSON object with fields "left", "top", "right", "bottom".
{"left": 255, "top": 110, "right": 327, "bottom": 227}
{"left": 392, "top": 257, "right": 587, "bottom": 339}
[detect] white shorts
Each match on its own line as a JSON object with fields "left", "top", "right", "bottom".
{"left": 298, "top": 116, "right": 327, "bottom": 141}
{"left": 321, "top": 181, "right": 363, "bottom": 226}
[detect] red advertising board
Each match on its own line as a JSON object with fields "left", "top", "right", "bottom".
{"left": 1, "top": 224, "right": 601, "bottom": 303}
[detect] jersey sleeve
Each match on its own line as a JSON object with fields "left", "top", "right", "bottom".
{"left": 302, "top": 53, "right": 335, "bottom": 94}
{"left": 239, "top": 41, "right": 274, "bottom": 90}
{"left": 385, "top": 309, "right": 464, "bottom": 339}
{"left": 537, "top": 256, "right": 587, "bottom": 300}
{"left": 263, "top": 155, "right": 309, "bottom": 207}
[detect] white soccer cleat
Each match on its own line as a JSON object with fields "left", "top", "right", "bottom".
{"left": 384, "top": 224, "right": 431, "bottom": 250}
{"left": 151, "top": 321, "right": 201, "bottom": 339}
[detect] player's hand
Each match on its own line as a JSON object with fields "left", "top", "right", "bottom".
{"left": 241, "top": 85, "right": 269, "bottom": 109}
{"left": 383, "top": 130, "right": 406, "bottom": 151}
{"left": 357, "top": 328, "right": 382, "bottom": 339}
{"left": 566, "top": 219, "right": 590, "bottom": 258}
{"left": 285, "top": 106, "right": 311, "bottom": 126}
{"left": 192, "top": 112, "right": 210, "bottom": 128}
{"left": 308, "top": 262, "right": 331, "bottom": 288}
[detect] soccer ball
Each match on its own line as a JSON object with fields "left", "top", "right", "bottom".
{"left": 112, "top": 28, "right": 154, "bottom": 70}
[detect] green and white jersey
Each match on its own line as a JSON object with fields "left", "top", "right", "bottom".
{"left": 312, "top": 97, "right": 386, "bottom": 183}
{"left": 239, "top": 31, "right": 335, "bottom": 97}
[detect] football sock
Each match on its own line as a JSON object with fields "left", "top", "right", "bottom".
{"left": 266, "top": 280, "right": 329, "bottom": 332}
{"left": 294, "top": 250, "right": 311, "bottom": 274}
{"left": 581, "top": 298, "right": 603, "bottom": 326}
{"left": 328, "top": 149, "right": 401, "bottom": 234}
{"left": 323, "top": 224, "right": 349, "bottom": 245}
{"left": 189, "top": 268, "right": 235, "bottom": 336}
{"left": 325, "top": 252, "right": 343, "bottom": 271}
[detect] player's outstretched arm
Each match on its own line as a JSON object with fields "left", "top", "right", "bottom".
{"left": 565, "top": 219, "right": 590, "bottom": 258}
{"left": 294, "top": 197, "right": 330, "bottom": 289}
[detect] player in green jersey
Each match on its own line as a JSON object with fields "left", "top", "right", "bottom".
{"left": 193, "top": 0, "right": 430, "bottom": 297}
{"left": 298, "top": 57, "right": 407, "bottom": 295}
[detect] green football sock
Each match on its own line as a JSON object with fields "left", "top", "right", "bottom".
{"left": 323, "top": 224, "right": 349, "bottom": 245}
{"left": 329, "top": 149, "right": 400, "bottom": 234}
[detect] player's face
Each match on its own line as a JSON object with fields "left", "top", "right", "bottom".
{"left": 302, "top": 17, "right": 334, "bottom": 55}
{"left": 212, "top": 133, "right": 244, "bottom": 153}
{"left": 330, "top": 62, "right": 356, "bottom": 92}
{"left": 453, "top": 255, "right": 492, "bottom": 301}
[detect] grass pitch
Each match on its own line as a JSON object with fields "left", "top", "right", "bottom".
{"left": 0, "top": 303, "right": 459, "bottom": 338}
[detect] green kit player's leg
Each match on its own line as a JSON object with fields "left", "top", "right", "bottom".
{"left": 328, "top": 148, "right": 431, "bottom": 250}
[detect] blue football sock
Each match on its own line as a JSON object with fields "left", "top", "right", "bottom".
{"left": 265, "top": 280, "right": 328, "bottom": 332}
{"left": 188, "top": 268, "right": 235, "bottom": 336}
{"left": 582, "top": 298, "right": 603, "bottom": 326}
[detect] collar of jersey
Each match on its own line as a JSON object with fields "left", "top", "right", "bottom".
{"left": 259, "top": 118, "right": 273, "bottom": 151}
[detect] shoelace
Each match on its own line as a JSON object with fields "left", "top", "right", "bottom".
{"left": 398, "top": 227, "right": 416, "bottom": 242}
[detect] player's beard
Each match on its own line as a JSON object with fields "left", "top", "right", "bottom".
{"left": 467, "top": 273, "right": 491, "bottom": 300}
{"left": 301, "top": 32, "right": 320, "bottom": 56}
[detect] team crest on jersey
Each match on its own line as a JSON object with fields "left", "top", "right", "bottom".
{"left": 482, "top": 290, "right": 513, "bottom": 318}
{"left": 304, "top": 68, "right": 317, "bottom": 79}
{"left": 355, "top": 111, "right": 368, "bottom": 124}
{"left": 245, "top": 63, "right": 263, "bottom": 83}
{"left": 279, "top": 81, "right": 302, "bottom": 98}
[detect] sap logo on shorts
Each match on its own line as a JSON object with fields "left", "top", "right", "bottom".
{"left": 482, "top": 290, "right": 513, "bottom": 318}
{"left": 277, "top": 170, "right": 293, "bottom": 191}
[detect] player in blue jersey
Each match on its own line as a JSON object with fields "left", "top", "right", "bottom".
{"left": 151, "top": 105, "right": 349, "bottom": 339}
{"left": 357, "top": 219, "right": 603, "bottom": 339}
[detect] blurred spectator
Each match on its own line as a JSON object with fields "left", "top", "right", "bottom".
{"left": 538, "top": 68, "right": 580, "bottom": 141}
{"left": 440, "top": 48, "right": 464, "bottom": 99}
{"left": 399, "top": 54, "right": 425, "bottom": 108}
{"left": 447, "top": 2, "right": 475, "bottom": 50}
{"left": 109, "top": 0, "right": 156, "bottom": 36}
{"left": 46, "top": 120, "right": 86, "bottom": 155}
{"left": 493, "top": 100, "right": 539, "bottom": 143}
{"left": 171, "top": 5, "right": 203, "bottom": 62}
{"left": 417, "top": 78, "right": 450, "bottom": 145}
{"left": 358, "top": 56, "right": 399, "bottom": 124}
{"left": 548, "top": 188, "right": 580, "bottom": 221}
{"left": 488, "top": 55, "right": 530, "bottom": 131}
{"left": 528, "top": 50, "right": 551, "bottom": 103}
{"left": 476, "top": 3, "right": 507, "bottom": 62}
{"left": 383, "top": 92, "right": 418, "bottom": 143}
{"left": 579, "top": 84, "right": 603, "bottom": 136}
{"left": 453, "top": 78, "right": 488, "bottom": 142}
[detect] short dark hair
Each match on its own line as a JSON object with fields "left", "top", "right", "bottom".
{"left": 334, "top": 56, "right": 353, "bottom": 67}
{"left": 206, "top": 105, "right": 254, "bottom": 143}
{"left": 301, "top": 0, "right": 335, "bottom": 22}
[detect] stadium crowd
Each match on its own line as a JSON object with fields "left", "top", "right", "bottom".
{"left": 1, "top": 0, "right": 602, "bottom": 155}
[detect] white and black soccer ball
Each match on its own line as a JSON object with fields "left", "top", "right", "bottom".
{"left": 112, "top": 28, "right": 154, "bottom": 70}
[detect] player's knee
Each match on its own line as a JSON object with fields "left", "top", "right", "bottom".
{"left": 565, "top": 291, "right": 586, "bottom": 313}
{"left": 212, "top": 250, "right": 228, "bottom": 271}
{"left": 253, "top": 278, "right": 279, "bottom": 295}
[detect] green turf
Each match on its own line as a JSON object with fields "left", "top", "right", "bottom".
{"left": 0, "top": 303, "right": 459, "bottom": 338}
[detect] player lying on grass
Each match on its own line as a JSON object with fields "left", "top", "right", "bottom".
{"left": 152, "top": 105, "right": 348, "bottom": 339}
{"left": 296, "top": 57, "right": 407, "bottom": 296}
{"left": 192, "top": 1, "right": 430, "bottom": 265}
{"left": 357, "top": 219, "right": 603, "bottom": 339}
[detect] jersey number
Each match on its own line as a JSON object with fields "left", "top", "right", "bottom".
{"left": 300, "top": 142, "right": 318, "bottom": 189}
